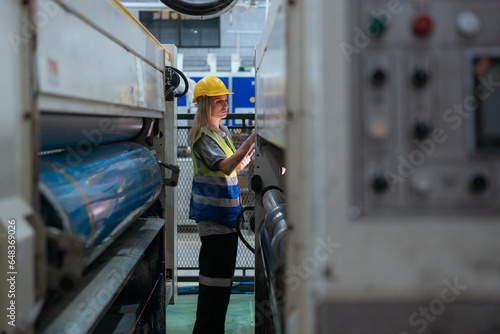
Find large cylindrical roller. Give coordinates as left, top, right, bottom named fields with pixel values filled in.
left=261, top=188, right=287, bottom=265
left=40, top=113, right=144, bottom=151
left=258, top=188, right=287, bottom=334
left=39, top=142, right=163, bottom=265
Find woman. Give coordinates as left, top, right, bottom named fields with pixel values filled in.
left=189, top=76, right=255, bottom=333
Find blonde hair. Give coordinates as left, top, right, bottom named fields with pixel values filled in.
left=189, top=96, right=214, bottom=147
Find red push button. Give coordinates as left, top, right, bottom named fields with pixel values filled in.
left=413, top=14, right=433, bottom=36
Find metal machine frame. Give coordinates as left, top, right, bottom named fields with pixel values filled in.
left=1, top=1, right=177, bottom=333
left=254, top=0, right=500, bottom=333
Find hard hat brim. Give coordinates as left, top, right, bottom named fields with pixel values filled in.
left=192, top=92, right=234, bottom=104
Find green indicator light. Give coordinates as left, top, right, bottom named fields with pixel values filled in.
left=368, top=16, right=386, bottom=37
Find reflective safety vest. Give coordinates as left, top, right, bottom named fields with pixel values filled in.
left=190, top=126, right=241, bottom=227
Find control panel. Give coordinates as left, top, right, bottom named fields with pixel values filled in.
left=349, top=0, right=500, bottom=217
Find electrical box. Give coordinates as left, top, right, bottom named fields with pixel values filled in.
left=350, top=0, right=500, bottom=217
left=255, top=0, right=500, bottom=333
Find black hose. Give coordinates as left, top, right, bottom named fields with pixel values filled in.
left=236, top=206, right=255, bottom=254
left=165, top=66, right=189, bottom=98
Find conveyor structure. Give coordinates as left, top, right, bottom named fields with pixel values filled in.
left=0, top=0, right=181, bottom=333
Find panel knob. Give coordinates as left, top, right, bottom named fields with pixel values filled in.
left=470, top=174, right=487, bottom=193
left=413, top=121, right=430, bottom=140
left=413, top=14, right=433, bottom=36
left=371, top=69, right=386, bottom=86
left=412, top=69, right=429, bottom=87
left=456, top=11, right=481, bottom=37
left=368, top=16, right=386, bottom=37
left=368, top=118, right=389, bottom=139
left=372, top=175, right=389, bottom=193
left=411, top=171, right=433, bottom=194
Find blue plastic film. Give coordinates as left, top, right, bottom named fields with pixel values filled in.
left=39, top=142, right=162, bottom=259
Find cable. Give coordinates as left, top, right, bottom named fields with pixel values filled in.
left=236, top=206, right=255, bottom=254
left=165, top=66, right=189, bottom=98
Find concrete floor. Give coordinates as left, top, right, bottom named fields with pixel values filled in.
left=166, top=292, right=255, bottom=333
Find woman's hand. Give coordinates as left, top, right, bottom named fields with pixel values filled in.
left=236, top=150, right=253, bottom=171
left=217, top=131, right=256, bottom=175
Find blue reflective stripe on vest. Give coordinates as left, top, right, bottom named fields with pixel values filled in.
left=190, top=197, right=241, bottom=227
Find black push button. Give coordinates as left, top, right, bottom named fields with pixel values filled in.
left=413, top=121, right=430, bottom=140
left=372, top=175, right=389, bottom=193
left=412, top=69, right=428, bottom=87
left=372, top=69, right=386, bottom=86
left=470, top=174, right=487, bottom=193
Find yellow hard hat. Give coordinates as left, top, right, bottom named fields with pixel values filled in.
left=192, top=76, right=233, bottom=103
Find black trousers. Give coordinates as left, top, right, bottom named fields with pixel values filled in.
left=193, top=232, right=238, bottom=334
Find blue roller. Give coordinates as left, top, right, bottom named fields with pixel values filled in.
left=39, top=142, right=163, bottom=263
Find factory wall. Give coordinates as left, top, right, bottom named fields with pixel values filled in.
left=127, top=4, right=267, bottom=72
